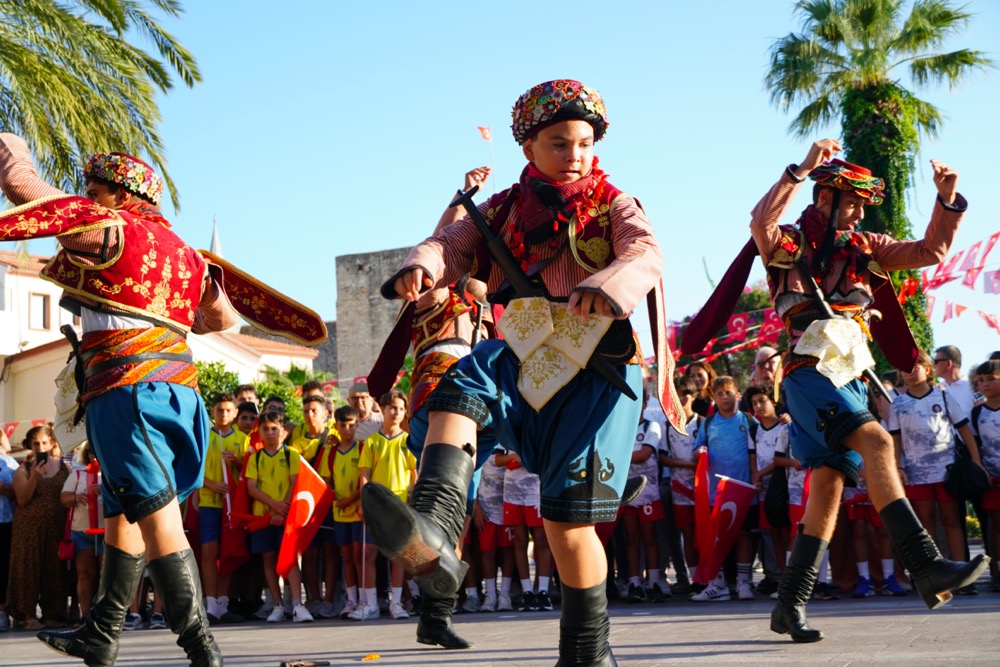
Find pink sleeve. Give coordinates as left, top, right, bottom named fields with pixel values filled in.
left=750, top=170, right=804, bottom=265
left=0, top=134, right=65, bottom=204
left=576, top=194, right=661, bottom=317
left=391, top=201, right=490, bottom=293
left=866, top=196, right=966, bottom=271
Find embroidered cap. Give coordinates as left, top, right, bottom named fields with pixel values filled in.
left=84, top=152, right=164, bottom=206
left=511, top=79, right=608, bottom=145
left=808, top=159, right=885, bottom=206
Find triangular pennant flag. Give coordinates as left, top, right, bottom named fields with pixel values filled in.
left=943, top=301, right=955, bottom=323
left=926, top=295, right=936, bottom=318
left=959, top=242, right=982, bottom=274
left=955, top=304, right=967, bottom=318
left=978, top=310, right=1000, bottom=335
left=984, top=269, right=1000, bottom=295
left=979, top=232, right=1000, bottom=268
left=963, top=267, right=985, bottom=289
left=929, top=251, right=964, bottom=289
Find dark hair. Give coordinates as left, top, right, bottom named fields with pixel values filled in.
left=85, top=175, right=156, bottom=206
left=211, top=392, right=236, bottom=407
left=301, top=380, right=324, bottom=395
left=712, top=376, right=738, bottom=393
left=880, top=370, right=900, bottom=388
left=934, top=345, right=962, bottom=368
left=743, top=385, right=772, bottom=405
left=302, top=395, right=326, bottom=408
left=24, top=424, right=58, bottom=449
left=811, top=182, right=833, bottom=205
left=379, top=390, right=408, bottom=409
left=685, top=361, right=718, bottom=400
left=989, top=351, right=1000, bottom=361
left=258, top=410, right=284, bottom=427
left=235, top=384, right=257, bottom=398
left=674, top=376, right=697, bottom=398
left=334, top=405, right=360, bottom=422
left=263, top=396, right=286, bottom=408
left=236, top=401, right=259, bottom=417
left=976, top=359, right=1000, bottom=376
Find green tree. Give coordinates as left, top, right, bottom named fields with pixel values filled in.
left=765, top=0, right=991, bottom=368
left=0, top=1, right=200, bottom=206
left=195, top=360, right=239, bottom=406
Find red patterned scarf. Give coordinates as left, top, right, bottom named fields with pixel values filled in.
left=798, top=204, right=873, bottom=286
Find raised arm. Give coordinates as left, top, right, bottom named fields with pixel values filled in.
left=0, top=134, right=65, bottom=204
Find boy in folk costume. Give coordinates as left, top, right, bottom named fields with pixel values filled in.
left=746, top=138, right=988, bottom=642
left=0, top=134, right=325, bottom=666
left=362, top=80, right=679, bottom=665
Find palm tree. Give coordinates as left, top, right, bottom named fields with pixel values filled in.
left=765, top=0, right=992, bottom=363
left=0, top=1, right=200, bottom=207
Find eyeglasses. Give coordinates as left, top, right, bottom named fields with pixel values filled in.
left=933, top=358, right=949, bottom=364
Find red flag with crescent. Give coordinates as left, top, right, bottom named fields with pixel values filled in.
left=693, top=449, right=712, bottom=577
left=218, top=458, right=252, bottom=577
left=477, top=126, right=492, bottom=141
left=758, top=308, right=782, bottom=344
left=726, top=312, right=749, bottom=342
left=693, top=475, right=756, bottom=584
left=276, top=460, right=334, bottom=578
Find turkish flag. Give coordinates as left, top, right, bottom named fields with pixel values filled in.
left=477, top=126, right=492, bottom=141
left=758, top=308, right=782, bottom=344
left=693, top=449, right=712, bottom=579
left=943, top=301, right=955, bottom=323
left=693, top=475, right=757, bottom=584
left=218, top=461, right=251, bottom=577
left=276, top=460, right=334, bottom=578
left=2, top=422, right=18, bottom=439
left=726, top=312, right=749, bottom=342
left=86, top=461, right=103, bottom=535
left=984, top=269, right=1000, bottom=295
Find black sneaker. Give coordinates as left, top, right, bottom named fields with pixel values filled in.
left=410, top=595, right=422, bottom=615
left=519, top=591, right=537, bottom=612
left=670, top=580, right=692, bottom=596
left=649, top=582, right=669, bottom=602
left=627, top=583, right=647, bottom=603
left=535, top=591, right=554, bottom=611
left=755, top=577, right=778, bottom=595
left=813, top=582, right=839, bottom=601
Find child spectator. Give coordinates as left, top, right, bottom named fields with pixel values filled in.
left=623, top=409, right=667, bottom=602
left=659, top=377, right=702, bottom=596
left=235, top=402, right=259, bottom=438
left=472, top=448, right=515, bottom=612
left=199, top=393, right=246, bottom=624
left=234, top=384, right=259, bottom=408
left=745, top=386, right=792, bottom=594
left=691, top=376, right=757, bottom=602
left=358, top=391, right=418, bottom=620
left=246, top=411, right=313, bottom=623
left=845, top=462, right=906, bottom=598
left=890, top=350, right=983, bottom=580
left=969, top=359, right=1000, bottom=592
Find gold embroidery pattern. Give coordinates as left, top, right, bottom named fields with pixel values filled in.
left=0, top=198, right=115, bottom=241
left=501, top=298, right=550, bottom=341
left=575, top=237, right=610, bottom=269
left=521, top=346, right=568, bottom=390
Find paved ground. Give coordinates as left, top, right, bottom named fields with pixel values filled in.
left=2, top=585, right=998, bottom=667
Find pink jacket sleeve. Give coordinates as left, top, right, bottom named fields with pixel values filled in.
left=866, top=196, right=966, bottom=271
left=0, top=134, right=65, bottom=204
left=749, top=169, right=805, bottom=265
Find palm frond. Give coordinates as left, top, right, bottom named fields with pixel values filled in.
left=907, top=96, right=944, bottom=137
left=789, top=92, right=838, bottom=137
left=909, top=49, right=994, bottom=89
left=894, top=0, right=972, bottom=54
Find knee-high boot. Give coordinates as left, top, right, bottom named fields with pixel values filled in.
left=416, top=593, right=473, bottom=649
left=770, top=533, right=826, bottom=643
left=362, top=443, right=474, bottom=597
left=880, top=498, right=990, bottom=609
left=145, top=549, right=223, bottom=667
left=556, top=581, right=616, bottom=667
left=37, top=544, right=145, bottom=667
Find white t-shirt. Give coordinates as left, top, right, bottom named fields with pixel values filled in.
left=970, top=403, right=1000, bottom=479
left=662, top=416, right=701, bottom=506
left=788, top=466, right=808, bottom=507
left=754, top=422, right=789, bottom=496
left=502, top=454, right=540, bottom=508
left=61, top=468, right=104, bottom=532
left=629, top=420, right=662, bottom=507
left=888, top=386, right=969, bottom=485
left=476, top=449, right=506, bottom=525
left=943, top=378, right=976, bottom=418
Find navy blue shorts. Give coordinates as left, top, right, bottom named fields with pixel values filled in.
left=199, top=506, right=223, bottom=544
left=86, top=383, right=209, bottom=523
left=250, top=524, right=284, bottom=554
left=71, top=530, right=104, bottom=555
left=334, top=520, right=371, bottom=546
left=409, top=339, right=642, bottom=524
left=310, top=516, right=337, bottom=547
left=783, top=366, right=871, bottom=484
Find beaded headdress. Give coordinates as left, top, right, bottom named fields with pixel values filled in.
left=511, top=80, right=608, bottom=145
left=84, top=152, right=164, bottom=206
left=808, top=159, right=885, bottom=206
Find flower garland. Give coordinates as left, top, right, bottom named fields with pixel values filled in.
left=507, top=158, right=609, bottom=273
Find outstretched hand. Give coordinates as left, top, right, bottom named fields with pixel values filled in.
left=930, top=159, right=958, bottom=206
left=394, top=268, right=433, bottom=301
left=793, top=138, right=842, bottom=180
left=464, top=167, right=491, bottom=191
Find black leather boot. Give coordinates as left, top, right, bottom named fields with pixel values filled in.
left=770, top=533, right=826, bottom=643
left=37, top=544, right=145, bottom=667
left=362, top=443, right=474, bottom=597
left=146, top=549, right=223, bottom=667
left=555, top=581, right=617, bottom=667
left=416, top=594, right=473, bottom=649
left=880, top=498, right=990, bottom=609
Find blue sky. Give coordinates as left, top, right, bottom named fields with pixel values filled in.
left=22, top=1, right=1000, bottom=371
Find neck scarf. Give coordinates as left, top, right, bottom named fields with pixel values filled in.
left=797, top=204, right=871, bottom=286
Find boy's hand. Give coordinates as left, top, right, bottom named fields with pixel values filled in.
left=394, top=268, right=432, bottom=301
left=464, top=167, right=490, bottom=191
left=930, top=159, right=959, bottom=206
left=568, top=289, right=613, bottom=322
left=222, top=451, right=236, bottom=465
left=270, top=513, right=284, bottom=527
left=794, top=138, right=841, bottom=179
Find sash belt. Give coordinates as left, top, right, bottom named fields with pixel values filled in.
left=83, top=352, right=194, bottom=379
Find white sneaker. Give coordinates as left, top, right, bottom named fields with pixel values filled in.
left=340, top=601, right=358, bottom=620
left=316, top=601, right=338, bottom=618
left=461, top=596, right=480, bottom=613
left=266, top=605, right=285, bottom=623
left=497, top=594, right=513, bottom=611
left=292, top=602, right=314, bottom=623
left=389, top=601, right=409, bottom=619
left=737, top=581, right=754, bottom=600
left=691, top=583, right=731, bottom=602
left=480, top=593, right=497, bottom=612
left=348, top=603, right=379, bottom=621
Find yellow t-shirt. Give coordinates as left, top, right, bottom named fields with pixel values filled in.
left=287, top=421, right=331, bottom=464
left=199, top=428, right=248, bottom=509
left=328, top=442, right=363, bottom=523
left=359, top=431, right=416, bottom=502
left=245, top=446, right=301, bottom=516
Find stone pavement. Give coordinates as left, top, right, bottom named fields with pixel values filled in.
left=2, top=588, right=997, bottom=667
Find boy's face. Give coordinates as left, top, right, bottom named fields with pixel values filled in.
left=212, top=401, right=237, bottom=429
left=236, top=411, right=257, bottom=434
left=713, top=385, right=738, bottom=413
left=263, top=400, right=285, bottom=415
left=818, top=189, right=866, bottom=231
left=750, top=393, right=775, bottom=419
left=336, top=418, right=359, bottom=443
left=978, top=373, right=1000, bottom=400
left=522, top=119, right=595, bottom=184
left=259, top=421, right=284, bottom=448
left=303, top=402, right=328, bottom=429
left=236, top=390, right=258, bottom=406
left=383, top=397, right=407, bottom=427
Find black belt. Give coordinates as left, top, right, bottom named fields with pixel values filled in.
left=83, top=352, right=194, bottom=380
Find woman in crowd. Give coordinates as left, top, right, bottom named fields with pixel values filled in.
left=685, top=361, right=717, bottom=417
left=61, top=442, right=104, bottom=622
